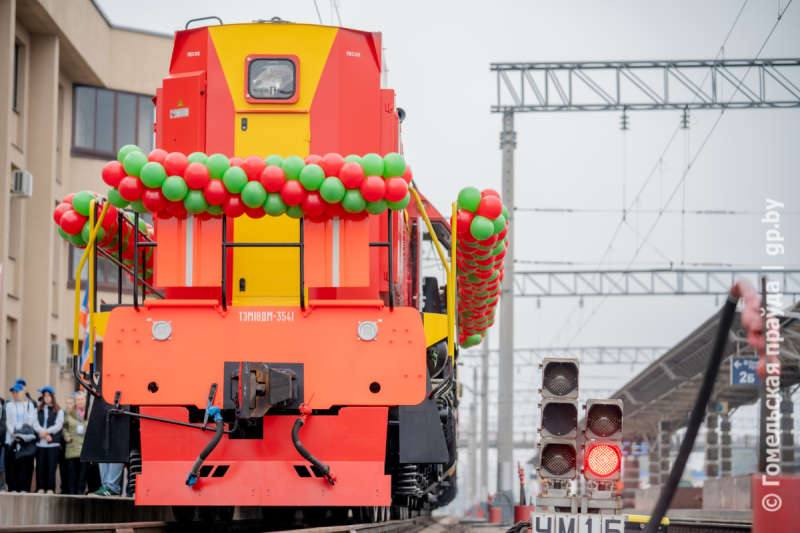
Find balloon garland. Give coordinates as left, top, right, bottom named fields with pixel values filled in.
left=454, top=187, right=509, bottom=349
left=53, top=191, right=155, bottom=281
left=101, top=145, right=413, bottom=219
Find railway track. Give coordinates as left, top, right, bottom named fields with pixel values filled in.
left=0, top=516, right=437, bottom=533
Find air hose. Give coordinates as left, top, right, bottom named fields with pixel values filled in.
left=186, top=406, right=223, bottom=486
left=643, top=281, right=763, bottom=533
left=292, top=400, right=336, bottom=485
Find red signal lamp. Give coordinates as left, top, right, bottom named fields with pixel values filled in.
left=585, top=444, right=621, bottom=478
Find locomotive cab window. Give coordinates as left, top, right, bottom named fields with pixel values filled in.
left=248, top=58, right=296, bottom=100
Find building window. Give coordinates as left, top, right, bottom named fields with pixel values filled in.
left=72, top=86, right=155, bottom=160
left=13, top=43, right=19, bottom=111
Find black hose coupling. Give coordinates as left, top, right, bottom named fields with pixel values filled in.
left=292, top=399, right=336, bottom=486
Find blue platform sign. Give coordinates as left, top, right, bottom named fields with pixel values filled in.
left=731, top=357, right=760, bottom=386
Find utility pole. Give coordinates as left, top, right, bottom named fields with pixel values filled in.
left=480, top=331, right=490, bottom=507
left=468, top=367, right=478, bottom=508
left=497, top=109, right=516, bottom=515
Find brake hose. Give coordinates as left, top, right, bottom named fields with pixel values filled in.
left=186, top=406, right=223, bottom=486
left=292, top=399, right=336, bottom=485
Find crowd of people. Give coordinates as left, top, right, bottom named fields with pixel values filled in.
left=0, top=379, right=129, bottom=497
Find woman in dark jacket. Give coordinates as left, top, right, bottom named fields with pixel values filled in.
left=32, top=386, right=63, bottom=494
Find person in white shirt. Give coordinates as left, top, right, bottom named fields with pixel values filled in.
left=32, top=386, right=63, bottom=494
left=5, top=382, right=35, bottom=492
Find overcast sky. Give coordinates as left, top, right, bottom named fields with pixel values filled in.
left=97, top=0, right=800, bottom=505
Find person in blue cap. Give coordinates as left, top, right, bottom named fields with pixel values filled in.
left=4, top=382, right=36, bottom=492
left=32, top=386, right=63, bottom=493
left=12, top=379, right=37, bottom=409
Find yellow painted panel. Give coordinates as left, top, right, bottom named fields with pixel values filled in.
left=423, top=313, right=448, bottom=347
left=209, top=24, right=337, bottom=305
left=231, top=215, right=301, bottom=306
left=94, top=312, right=110, bottom=338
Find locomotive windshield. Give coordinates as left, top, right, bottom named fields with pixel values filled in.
left=248, top=58, right=296, bottom=99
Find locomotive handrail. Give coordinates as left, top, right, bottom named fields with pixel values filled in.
left=369, top=210, right=395, bottom=310
left=72, top=199, right=109, bottom=398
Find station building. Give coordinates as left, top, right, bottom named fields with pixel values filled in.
left=0, top=0, right=171, bottom=400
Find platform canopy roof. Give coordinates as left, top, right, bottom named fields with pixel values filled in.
left=613, top=300, right=800, bottom=442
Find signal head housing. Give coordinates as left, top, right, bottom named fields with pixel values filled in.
left=540, top=398, right=579, bottom=439
left=585, top=399, right=623, bottom=440
left=539, top=438, right=578, bottom=480
left=541, top=358, right=579, bottom=399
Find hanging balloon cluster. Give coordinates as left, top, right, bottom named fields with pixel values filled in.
left=454, top=187, right=509, bottom=349
left=53, top=191, right=154, bottom=280
left=100, top=145, right=413, bottom=219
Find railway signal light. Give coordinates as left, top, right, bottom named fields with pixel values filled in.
left=583, top=399, right=623, bottom=481
left=538, top=358, right=580, bottom=480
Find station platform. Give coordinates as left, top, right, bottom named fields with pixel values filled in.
left=0, top=493, right=169, bottom=527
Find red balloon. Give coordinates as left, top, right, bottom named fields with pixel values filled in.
left=461, top=231, right=479, bottom=244
left=384, top=177, right=408, bottom=203
left=53, top=203, right=72, bottom=225
left=203, top=179, right=229, bottom=206
left=164, top=152, right=189, bottom=177
left=101, top=161, right=126, bottom=188
left=148, top=149, right=168, bottom=165
left=360, top=175, right=386, bottom=203
left=479, top=234, right=498, bottom=247
left=156, top=210, right=173, bottom=220
left=476, top=256, right=495, bottom=267
left=339, top=162, right=365, bottom=189
left=242, top=155, right=266, bottom=182
left=475, top=269, right=494, bottom=280
left=60, top=210, right=87, bottom=235
left=229, top=157, right=244, bottom=167
left=301, top=191, right=327, bottom=217
left=304, top=154, right=322, bottom=165
left=280, top=180, right=306, bottom=206
left=260, top=166, right=286, bottom=193
left=325, top=201, right=346, bottom=216
left=481, top=189, right=501, bottom=199
left=118, top=176, right=146, bottom=201
left=166, top=200, right=187, bottom=218
left=456, top=209, right=475, bottom=233
left=222, top=194, right=246, bottom=217
left=497, top=226, right=508, bottom=241
left=63, top=193, right=75, bottom=205
left=476, top=195, right=503, bottom=219
left=142, top=188, right=168, bottom=212
left=319, top=153, right=345, bottom=177
left=245, top=206, right=266, bottom=219
left=100, top=204, right=119, bottom=230
left=184, top=162, right=210, bottom=189
left=401, top=165, right=413, bottom=185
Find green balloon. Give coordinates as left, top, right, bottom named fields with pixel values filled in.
left=71, top=191, right=95, bottom=216
left=319, top=176, right=346, bottom=203
left=68, top=232, right=87, bottom=247
left=360, top=153, right=384, bottom=177
left=467, top=334, right=482, bottom=346
left=458, top=187, right=482, bottom=213
left=123, top=151, right=148, bottom=177
left=206, top=153, right=231, bottom=180
left=387, top=192, right=411, bottom=211
left=140, top=162, right=167, bottom=188
left=241, top=181, right=267, bottom=208
left=138, top=217, right=149, bottom=233
left=222, top=166, right=248, bottom=194
left=282, top=155, right=305, bottom=180
left=264, top=193, right=287, bottom=216
left=491, top=242, right=504, bottom=256
left=265, top=155, right=285, bottom=167
left=183, top=190, right=208, bottom=214
left=344, top=155, right=362, bottom=164
left=130, top=199, right=148, bottom=213
left=341, top=189, right=366, bottom=213
left=117, top=144, right=142, bottom=163
left=57, top=226, right=69, bottom=240
left=81, top=222, right=105, bottom=243
left=467, top=273, right=480, bottom=283
left=162, top=176, right=189, bottom=201
left=366, top=199, right=388, bottom=215
left=465, top=259, right=477, bottom=266
left=470, top=215, right=494, bottom=240
left=285, top=204, right=305, bottom=219
left=107, top=187, right=130, bottom=208
left=383, top=152, right=406, bottom=178
left=501, top=204, right=509, bottom=223
left=299, top=164, right=325, bottom=191
left=206, top=204, right=224, bottom=216
left=187, top=152, right=208, bottom=164
left=492, top=216, right=506, bottom=235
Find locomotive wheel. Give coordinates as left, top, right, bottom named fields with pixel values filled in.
left=170, top=505, right=195, bottom=524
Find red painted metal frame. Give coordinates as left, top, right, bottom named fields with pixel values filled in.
left=244, top=55, right=301, bottom=105
left=136, top=407, right=391, bottom=506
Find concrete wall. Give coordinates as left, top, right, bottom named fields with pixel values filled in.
left=702, top=474, right=751, bottom=510
left=0, top=0, right=172, bottom=401
left=0, top=492, right=170, bottom=526
left=634, top=487, right=702, bottom=511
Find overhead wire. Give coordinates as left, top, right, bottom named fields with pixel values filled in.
left=544, top=0, right=752, bottom=347
left=312, top=0, right=323, bottom=25
left=563, top=0, right=794, bottom=347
